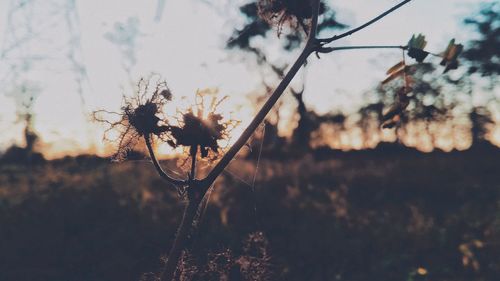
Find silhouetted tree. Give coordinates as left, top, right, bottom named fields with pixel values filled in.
left=2, top=83, right=44, bottom=166
left=463, top=2, right=500, bottom=78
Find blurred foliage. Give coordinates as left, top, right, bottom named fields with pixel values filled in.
left=226, top=0, right=347, bottom=152
left=227, top=0, right=346, bottom=53
left=226, top=1, right=499, bottom=152
left=1, top=145, right=499, bottom=281
left=357, top=4, right=499, bottom=147
left=463, top=2, right=500, bottom=78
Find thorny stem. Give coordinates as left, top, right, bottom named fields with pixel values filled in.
left=144, top=135, right=186, bottom=188
left=158, top=0, right=415, bottom=279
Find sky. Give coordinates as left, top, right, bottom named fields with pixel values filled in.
left=0, top=0, right=490, bottom=158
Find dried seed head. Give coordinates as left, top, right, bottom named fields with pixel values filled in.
left=166, top=89, right=239, bottom=159
left=93, top=75, right=172, bottom=161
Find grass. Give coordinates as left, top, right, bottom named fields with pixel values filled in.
left=0, top=145, right=499, bottom=281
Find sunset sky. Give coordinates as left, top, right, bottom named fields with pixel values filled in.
left=0, top=0, right=493, bottom=158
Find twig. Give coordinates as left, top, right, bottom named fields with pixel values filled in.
left=159, top=196, right=201, bottom=281
left=318, top=0, right=413, bottom=44
left=317, top=45, right=407, bottom=53
left=144, top=135, right=186, bottom=188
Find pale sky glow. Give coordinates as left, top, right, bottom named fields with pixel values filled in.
left=0, top=0, right=486, bottom=158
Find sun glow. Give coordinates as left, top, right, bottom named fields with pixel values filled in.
left=0, top=0, right=496, bottom=160
left=163, top=87, right=254, bottom=155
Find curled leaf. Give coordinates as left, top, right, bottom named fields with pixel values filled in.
left=382, top=67, right=406, bottom=85
left=440, top=39, right=463, bottom=73
left=407, top=34, right=429, bottom=62
left=386, top=61, right=405, bottom=75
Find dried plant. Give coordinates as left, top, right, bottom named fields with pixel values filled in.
left=166, top=90, right=239, bottom=159
left=94, top=1, right=464, bottom=280
left=93, top=75, right=172, bottom=161
left=173, top=232, right=273, bottom=281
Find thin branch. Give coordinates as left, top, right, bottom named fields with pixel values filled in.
left=307, top=0, right=321, bottom=45
left=316, top=44, right=446, bottom=60
left=318, top=45, right=407, bottom=53
left=189, top=146, right=197, bottom=180
left=160, top=198, right=200, bottom=281
left=202, top=0, right=321, bottom=189
left=144, top=135, right=186, bottom=188
left=319, top=0, right=413, bottom=44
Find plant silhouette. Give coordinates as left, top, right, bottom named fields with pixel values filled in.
left=94, top=1, right=468, bottom=280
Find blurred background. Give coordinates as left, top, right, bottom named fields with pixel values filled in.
left=0, top=0, right=499, bottom=280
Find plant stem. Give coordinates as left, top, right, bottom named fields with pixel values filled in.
left=203, top=46, right=313, bottom=187
left=203, top=0, right=321, bottom=188
left=144, top=135, right=186, bottom=188
left=316, top=44, right=406, bottom=54
left=189, top=146, right=197, bottom=180
left=160, top=197, right=201, bottom=281
left=325, top=45, right=406, bottom=52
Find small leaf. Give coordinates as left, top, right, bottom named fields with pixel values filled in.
left=440, top=39, right=463, bottom=73
left=382, top=67, right=405, bottom=85
left=386, top=61, right=405, bottom=75
left=408, top=48, right=429, bottom=62
left=408, top=34, right=427, bottom=50
left=407, top=34, right=429, bottom=62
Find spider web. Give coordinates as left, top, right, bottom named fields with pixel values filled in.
left=190, top=121, right=267, bottom=247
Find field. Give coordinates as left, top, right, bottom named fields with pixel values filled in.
left=1, top=144, right=499, bottom=281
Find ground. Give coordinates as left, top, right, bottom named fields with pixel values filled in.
left=0, top=143, right=499, bottom=281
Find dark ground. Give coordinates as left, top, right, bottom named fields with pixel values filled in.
left=0, top=143, right=499, bottom=281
